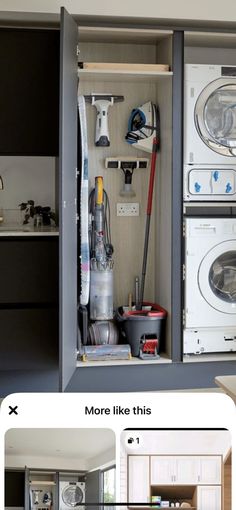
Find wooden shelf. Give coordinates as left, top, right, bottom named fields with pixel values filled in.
left=78, top=68, right=173, bottom=83
left=30, top=481, right=56, bottom=486
left=77, top=353, right=172, bottom=367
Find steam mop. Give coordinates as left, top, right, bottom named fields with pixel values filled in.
left=84, top=93, right=124, bottom=146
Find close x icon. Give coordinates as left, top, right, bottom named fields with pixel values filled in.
left=8, top=405, right=18, bottom=415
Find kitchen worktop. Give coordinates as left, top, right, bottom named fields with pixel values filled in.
left=0, top=225, right=59, bottom=236
left=215, top=375, right=236, bottom=403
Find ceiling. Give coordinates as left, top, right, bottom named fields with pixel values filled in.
left=5, top=428, right=115, bottom=460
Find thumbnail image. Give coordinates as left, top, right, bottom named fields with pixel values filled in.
left=121, top=429, right=231, bottom=510
left=5, top=428, right=115, bottom=510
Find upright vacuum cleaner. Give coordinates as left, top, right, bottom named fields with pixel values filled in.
left=82, top=175, right=131, bottom=360
left=89, top=176, right=114, bottom=320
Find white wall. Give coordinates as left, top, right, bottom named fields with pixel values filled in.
left=0, top=156, right=56, bottom=222
left=0, top=0, right=236, bottom=24
left=5, top=447, right=115, bottom=471
left=88, top=446, right=115, bottom=471
left=5, top=453, right=88, bottom=471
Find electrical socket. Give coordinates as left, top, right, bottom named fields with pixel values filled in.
left=117, top=202, right=140, bottom=216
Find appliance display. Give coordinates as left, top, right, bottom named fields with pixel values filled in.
left=184, top=64, right=236, bottom=201
left=184, top=64, right=236, bottom=164
left=183, top=217, right=236, bottom=354
left=60, top=481, right=85, bottom=510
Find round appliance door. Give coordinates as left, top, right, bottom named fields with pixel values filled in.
left=198, top=240, right=236, bottom=314
left=62, top=484, right=83, bottom=507
left=195, top=78, right=236, bottom=156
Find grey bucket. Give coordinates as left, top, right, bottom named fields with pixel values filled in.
left=116, top=303, right=167, bottom=357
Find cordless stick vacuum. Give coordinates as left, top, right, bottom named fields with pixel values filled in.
left=84, top=93, right=124, bottom=146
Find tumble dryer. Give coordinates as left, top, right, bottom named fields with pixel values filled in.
left=184, top=64, right=236, bottom=201
left=183, top=217, right=236, bottom=354
left=60, top=481, right=85, bottom=510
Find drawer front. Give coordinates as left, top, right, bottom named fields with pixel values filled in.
left=0, top=238, right=58, bottom=304
left=0, top=307, right=58, bottom=370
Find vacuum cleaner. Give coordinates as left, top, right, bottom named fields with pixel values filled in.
left=89, top=176, right=114, bottom=320
left=81, top=175, right=131, bottom=360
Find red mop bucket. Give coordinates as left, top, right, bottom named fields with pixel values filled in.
left=116, top=302, right=167, bottom=357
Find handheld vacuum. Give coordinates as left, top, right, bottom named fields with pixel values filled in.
left=84, top=93, right=124, bottom=146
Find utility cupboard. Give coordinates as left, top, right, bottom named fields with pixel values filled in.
left=1, top=7, right=236, bottom=393
left=128, top=455, right=222, bottom=510
left=5, top=468, right=87, bottom=510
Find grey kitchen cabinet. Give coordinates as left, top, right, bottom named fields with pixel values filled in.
left=0, top=27, right=60, bottom=156
left=58, top=7, right=78, bottom=391
left=60, top=13, right=236, bottom=393
left=0, top=238, right=58, bottom=304
left=5, top=469, right=25, bottom=508
left=0, top=237, right=59, bottom=372
left=0, top=307, right=58, bottom=370
left=1, top=8, right=236, bottom=394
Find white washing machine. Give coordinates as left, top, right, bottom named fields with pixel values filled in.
left=184, top=217, right=236, bottom=354
left=184, top=64, right=236, bottom=201
left=60, top=481, right=85, bottom=510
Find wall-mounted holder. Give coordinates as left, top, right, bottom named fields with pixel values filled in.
left=105, top=157, right=149, bottom=197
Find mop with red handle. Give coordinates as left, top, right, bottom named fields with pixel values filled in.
left=126, top=101, right=160, bottom=311
left=138, top=109, right=160, bottom=309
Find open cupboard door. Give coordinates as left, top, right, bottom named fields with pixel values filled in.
left=24, top=467, right=30, bottom=510
left=59, top=7, right=78, bottom=391
left=85, top=469, right=102, bottom=510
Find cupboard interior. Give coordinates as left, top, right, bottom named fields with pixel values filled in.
left=150, top=485, right=197, bottom=509
left=29, top=471, right=57, bottom=510
left=77, top=27, right=173, bottom=363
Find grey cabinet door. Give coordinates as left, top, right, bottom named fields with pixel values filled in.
left=24, top=466, right=30, bottom=510
left=59, top=7, right=78, bottom=391
left=86, top=469, right=102, bottom=510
